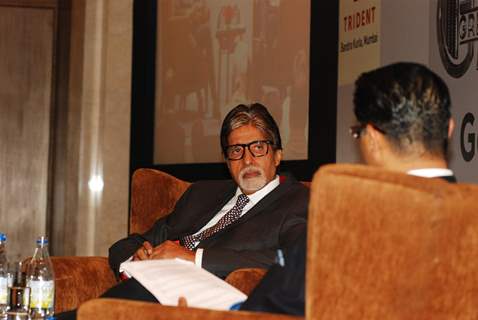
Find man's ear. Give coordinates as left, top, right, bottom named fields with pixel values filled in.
left=365, top=124, right=381, bottom=151
left=273, top=149, right=283, bottom=167
left=448, top=118, right=455, bottom=139
left=363, top=123, right=388, bottom=165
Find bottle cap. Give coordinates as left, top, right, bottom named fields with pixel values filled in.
left=36, top=236, right=49, bottom=245
left=0, top=233, right=6, bottom=242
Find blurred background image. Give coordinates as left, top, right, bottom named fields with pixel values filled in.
left=154, top=0, right=310, bottom=164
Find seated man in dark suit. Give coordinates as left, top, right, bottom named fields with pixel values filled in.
left=106, top=103, right=309, bottom=295
left=109, top=102, right=308, bottom=277
left=55, top=103, right=309, bottom=319
left=241, top=62, right=457, bottom=315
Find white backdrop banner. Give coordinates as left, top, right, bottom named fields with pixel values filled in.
left=430, top=0, right=478, bottom=182
left=338, top=0, right=380, bottom=86
left=337, top=0, right=478, bottom=183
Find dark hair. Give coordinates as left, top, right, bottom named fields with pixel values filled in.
left=220, top=103, right=282, bottom=156
left=353, top=62, right=451, bottom=156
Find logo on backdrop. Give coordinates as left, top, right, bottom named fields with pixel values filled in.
left=437, top=0, right=478, bottom=78
left=461, top=112, right=477, bottom=162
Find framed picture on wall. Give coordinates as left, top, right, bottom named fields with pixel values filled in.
left=131, top=0, right=338, bottom=181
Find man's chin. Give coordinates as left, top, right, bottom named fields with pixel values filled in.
left=239, top=177, right=267, bottom=194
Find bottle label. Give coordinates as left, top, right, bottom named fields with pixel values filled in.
left=0, top=275, right=12, bottom=305
left=28, top=280, right=54, bottom=309
left=0, top=277, right=7, bottom=304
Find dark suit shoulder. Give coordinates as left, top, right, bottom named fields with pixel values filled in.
left=181, top=179, right=237, bottom=204
left=164, top=179, right=237, bottom=235
left=188, top=179, right=236, bottom=190
left=279, top=174, right=309, bottom=190
left=274, top=175, right=310, bottom=202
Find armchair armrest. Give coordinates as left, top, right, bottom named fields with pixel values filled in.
left=225, top=268, right=267, bottom=295
left=52, top=256, right=117, bottom=313
left=78, top=298, right=302, bottom=320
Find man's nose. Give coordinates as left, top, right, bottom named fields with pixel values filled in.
left=242, top=148, right=254, bottom=164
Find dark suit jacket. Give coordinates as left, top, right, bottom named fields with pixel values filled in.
left=241, top=174, right=457, bottom=316
left=241, top=232, right=306, bottom=315
left=108, top=176, right=309, bottom=279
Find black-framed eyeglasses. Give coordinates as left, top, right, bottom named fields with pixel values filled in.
left=225, top=140, right=273, bottom=160
left=349, top=124, right=366, bottom=139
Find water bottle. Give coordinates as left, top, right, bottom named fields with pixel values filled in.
left=26, top=236, right=55, bottom=319
left=7, top=261, right=30, bottom=318
left=0, top=233, right=8, bottom=316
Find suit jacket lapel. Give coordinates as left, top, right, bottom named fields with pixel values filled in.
left=199, top=177, right=296, bottom=244
left=237, top=179, right=292, bottom=224
left=184, top=182, right=237, bottom=236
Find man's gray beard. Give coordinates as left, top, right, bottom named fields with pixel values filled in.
left=238, top=166, right=267, bottom=193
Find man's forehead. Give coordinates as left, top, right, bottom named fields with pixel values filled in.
left=228, top=125, right=267, bottom=144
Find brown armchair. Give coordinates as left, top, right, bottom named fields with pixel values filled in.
left=77, top=164, right=478, bottom=319
left=52, top=169, right=268, bottom=313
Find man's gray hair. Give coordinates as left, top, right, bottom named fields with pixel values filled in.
left=220, top=103, right=282, bottom=156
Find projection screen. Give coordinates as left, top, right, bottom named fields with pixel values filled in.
left=154, top=0, right=310, bottom=164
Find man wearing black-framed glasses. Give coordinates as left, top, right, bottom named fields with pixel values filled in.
left=220, top=104, right=284, bottom=196
left=55, top=103, right=308, bottom=316
left=350, top=62, right=456, bottom=181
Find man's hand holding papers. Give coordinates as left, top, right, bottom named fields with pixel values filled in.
left=133, top=241, right=195, bottom=262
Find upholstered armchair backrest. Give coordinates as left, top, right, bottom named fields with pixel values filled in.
left=130, top=168, right=191, bottom=234
left=307, top=164, right=478, bottom=319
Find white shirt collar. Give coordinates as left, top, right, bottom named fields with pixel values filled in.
left=235, top=175, right=280, bottom=205
left=407, top=168, right=454, bottom=178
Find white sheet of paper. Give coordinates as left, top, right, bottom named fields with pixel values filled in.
left=119, top=259, right=247, bottom=310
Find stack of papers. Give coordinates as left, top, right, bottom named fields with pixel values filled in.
left=120, top=259, right=247, bottom=310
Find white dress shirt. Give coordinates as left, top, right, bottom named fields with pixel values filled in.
left=407, top=168, right=454, bottom=178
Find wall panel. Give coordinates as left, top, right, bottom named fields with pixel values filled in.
left=0, top=5, right=55, bottom=260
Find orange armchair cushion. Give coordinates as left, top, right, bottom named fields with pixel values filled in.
left=307, top=164, right=478, bottom=319
left=78, top=298, right=302, bottom=320
left=224, top=268, right=268, bottom=295
left=130, top=168, right=190, bottom=234
left=52, top=256, right=116, bottom=313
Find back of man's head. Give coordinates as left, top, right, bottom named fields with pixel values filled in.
left=353, top=62, right=452, bottom=158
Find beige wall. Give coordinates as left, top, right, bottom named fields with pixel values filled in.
left=53, top=0, right=133, bottom=256
left=0, top=3, right=55, bottom=261
left=0, top=0, right=133, bottom=259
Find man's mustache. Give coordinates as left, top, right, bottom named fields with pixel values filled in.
left=239, top=166, right=263, bottom=178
